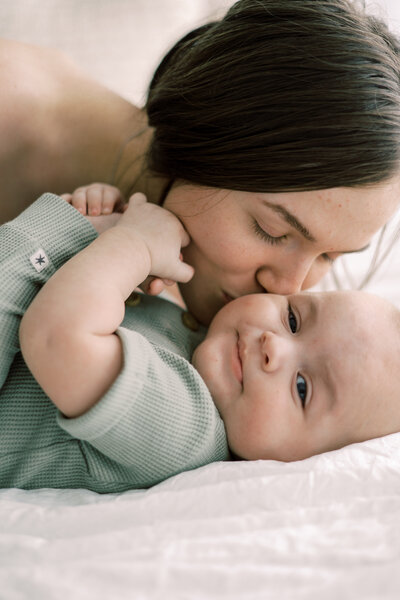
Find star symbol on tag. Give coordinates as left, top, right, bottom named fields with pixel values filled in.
left=30, top=248, right=49, bottom=272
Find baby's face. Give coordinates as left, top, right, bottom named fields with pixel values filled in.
left=192, top=290, right=400, bottom=461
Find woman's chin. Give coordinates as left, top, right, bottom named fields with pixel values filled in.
left=179, top=285, right=223, bottom=326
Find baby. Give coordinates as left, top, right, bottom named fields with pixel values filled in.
left=193, top=288, right=400, bottom=462
left=1, top=191, right=400, bottom=491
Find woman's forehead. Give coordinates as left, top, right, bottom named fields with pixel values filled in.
left=285, top=184, right=395, bottom=213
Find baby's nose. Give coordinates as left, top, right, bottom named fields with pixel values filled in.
left=260, top=331, right=287, bottom=372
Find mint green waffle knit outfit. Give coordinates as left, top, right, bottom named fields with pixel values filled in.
left=0, top=194, right=229, bottom=492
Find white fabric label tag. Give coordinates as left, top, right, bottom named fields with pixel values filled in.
left=30, top=248, right=49, bottom=273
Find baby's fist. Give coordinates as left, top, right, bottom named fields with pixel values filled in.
left=61, top=183, right=125, bottom=216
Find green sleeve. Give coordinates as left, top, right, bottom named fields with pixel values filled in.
left=58, top=327, right=229, bottom=487
left=0, top=193, right=97, bottom=388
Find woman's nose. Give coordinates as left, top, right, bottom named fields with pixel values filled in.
left=260, top=331, right=288, bottom=372
left=256, top=255, right=327, bottom=295
left=257, top=270, right=303, bottom=295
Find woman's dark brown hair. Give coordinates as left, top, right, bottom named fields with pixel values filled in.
left=146, top=0, right=400, bottom=192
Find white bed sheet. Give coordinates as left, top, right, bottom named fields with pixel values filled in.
left=1, top=434, right=400, bottom=600
left=1, top=222, right=398, bottom=600
left=1, top=2, right=400, bottom=597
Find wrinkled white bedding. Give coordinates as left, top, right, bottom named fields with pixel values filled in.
left=2, top=229, right=399, bottom=599
left=1, top=434, right=400, bottom=600
left=1, top=1, right=400, bottom=597
left=1, top=231, right=398, bottom=600
left=1, top=137, right=399, bottom=600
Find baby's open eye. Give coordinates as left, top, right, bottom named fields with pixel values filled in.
left=296, top=374, right=307, bottom=406
left=288, top=305, right=297, bottom=333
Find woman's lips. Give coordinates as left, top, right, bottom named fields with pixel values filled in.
left=222, top=291, right=235, bottom=305
left=232, top=334, right=243, bottom=385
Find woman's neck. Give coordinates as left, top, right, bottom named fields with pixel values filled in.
left=33, top=49, right=171, bottom=204
left=0, top=40, right=170, bottom=222
left=111, top=115, right=170, bottom=206
left=55, top=78, right=142, bottom=192
left=65, top=85, right=169, bottom=205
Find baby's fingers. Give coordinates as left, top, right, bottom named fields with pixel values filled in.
left=146, top=277, right=165, bottom=296
left=70, top=188, right=89, bottom=215
left=180, top=229, right=191, bottom=248
left=127, top=192, right=147, bottom=207
left=60, top=191, right=88, bottom=215
left=140, top=276, right=165, bottom=296
left=173, top=261, right=194, bottom=284
left=60, top=193, right=72, bottom=203
left=102, top=186, right=125, bottom=214
left=87, top=186, right=104, bottom=216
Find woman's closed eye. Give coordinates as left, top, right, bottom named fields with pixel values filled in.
left=252, top=219, right=287, bottom=245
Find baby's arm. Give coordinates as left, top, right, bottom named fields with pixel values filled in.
left=0, top=193, right=98, bottom=389
left=19, top=194, right=193, bottom=418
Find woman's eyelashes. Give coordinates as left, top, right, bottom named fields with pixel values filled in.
left=252, top=216, right=337, bottom=265
left=252, top=219, right=287, bottom=245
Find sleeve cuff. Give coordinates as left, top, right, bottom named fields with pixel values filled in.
left=9, top=193, right=98, bottom=268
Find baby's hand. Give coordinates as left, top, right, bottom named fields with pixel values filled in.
left=117, top=193, right=194, bottom=286
left=61, top=183, right=125, bottom=216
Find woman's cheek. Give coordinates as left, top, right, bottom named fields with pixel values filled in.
left=186, top=228, right=249, bottom=270
left=212, top=229, right=259, bottom=269
left=301, top=259, right=332, bottom=290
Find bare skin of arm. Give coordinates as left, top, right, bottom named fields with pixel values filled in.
left=19, top=195, right=193, bottom=418
left=0, top=39, right=165, bottom=223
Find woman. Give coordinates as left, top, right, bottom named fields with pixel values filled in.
left=2, top=0, right=400, bottom=324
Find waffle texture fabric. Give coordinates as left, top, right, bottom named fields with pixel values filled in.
left=0, top=194, right=229, bottom=492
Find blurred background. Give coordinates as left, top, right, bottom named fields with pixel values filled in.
left=0, top=0, right=399, bottom=303
left=0, top=0, right=236, bottom=104
left=0, top=1, right=398, bottom=105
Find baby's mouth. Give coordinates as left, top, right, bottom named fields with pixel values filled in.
left=232, top=333, right=243, bottom=385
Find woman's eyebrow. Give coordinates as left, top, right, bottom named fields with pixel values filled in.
left=262, top=200, right=371, bottom=255
left=261, top=200, right=316, bottom=242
